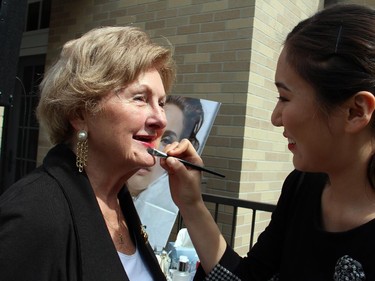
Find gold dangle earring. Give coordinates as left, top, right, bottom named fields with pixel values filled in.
left=76, top=130, right=88, bottom=173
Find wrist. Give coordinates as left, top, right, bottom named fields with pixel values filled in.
left=179, top=199, right=208, bottom=222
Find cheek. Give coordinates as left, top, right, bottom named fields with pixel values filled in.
left=282, top=106, right=313, bottom=132
left=108, top=102, right=145, bottom=124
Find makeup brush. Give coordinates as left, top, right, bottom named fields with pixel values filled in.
left=147, top=147, right=225, bottom=178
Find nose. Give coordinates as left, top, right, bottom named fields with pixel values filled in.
left=271, top=103, right=282, bottom=127
left=148, top=105, right=167, bottom=130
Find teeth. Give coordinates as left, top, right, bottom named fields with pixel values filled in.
left=288, top=138, right=296, bottom=144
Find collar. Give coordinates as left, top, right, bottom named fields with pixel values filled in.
left=43, top=144, right=128, bottom=281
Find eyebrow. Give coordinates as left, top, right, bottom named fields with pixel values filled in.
left=130, top=83, right=149, bottom=92
left=132, top=83, right=166, bottom=100
left=274, top=81, right=291, bottom=92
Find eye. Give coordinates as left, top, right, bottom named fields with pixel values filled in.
left=159, top=99, right=166, bottom=108
left=161, top=134, right=177, bottom=146
left=277, top=96, right=289, bottom=102
left=133, top=94, right=147, bottom=103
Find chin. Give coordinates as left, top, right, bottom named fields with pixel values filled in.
left=293, top=162, right=320, bottom=173
left=292, top=160, right=307, bottom=172
left=134, top=167, right=151, bottom=176
left=139, top=155, right=159, bottom=168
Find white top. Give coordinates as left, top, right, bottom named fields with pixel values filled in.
left=134, top=173, right=179, bottom=249
left=118, top=249, right=153, bottom=281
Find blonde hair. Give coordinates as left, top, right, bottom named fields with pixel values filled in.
left=37, top=26, right=176, bottom=144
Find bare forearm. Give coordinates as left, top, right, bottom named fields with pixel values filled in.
left=160, top=141, right=227, bottom=273
left=179, top=200, right=227, bottom=274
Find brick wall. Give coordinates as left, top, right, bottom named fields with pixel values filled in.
left=233, top=0, right=322, bottom=254
left=39, top=0, right=322, bottom=253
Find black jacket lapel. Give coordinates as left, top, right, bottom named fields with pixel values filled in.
left=119, top=187, right=167, bottom=280
left=44, top=144, right=128, bottom=281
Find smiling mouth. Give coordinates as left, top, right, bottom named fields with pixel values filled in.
left=133, top=135, right=156, bottom=148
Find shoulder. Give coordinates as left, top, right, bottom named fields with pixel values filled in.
left=0, top=167, right=72, bottom=234
left=282, top=170, right=328, bottom=197
left=1, top=166, right=65, bottom=205
left=273, top=170, right=327, bottom=218
left=0, top=168, right=78, bottom=279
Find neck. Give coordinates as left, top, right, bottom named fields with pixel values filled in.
left=322, top=172, right=375, bottom=232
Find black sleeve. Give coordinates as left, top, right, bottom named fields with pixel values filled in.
left=193, top=169, right=305, bottom=281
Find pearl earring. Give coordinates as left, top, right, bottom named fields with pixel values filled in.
left=76, top=130, right=88, bottom=172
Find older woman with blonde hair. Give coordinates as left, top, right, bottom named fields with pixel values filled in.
left=0, top=26, right=175, bottom=281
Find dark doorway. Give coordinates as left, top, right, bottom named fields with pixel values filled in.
left=0, top=55, right=45, bottom=193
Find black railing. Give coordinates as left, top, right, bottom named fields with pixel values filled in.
left=177, top=193, right=276, bottom=251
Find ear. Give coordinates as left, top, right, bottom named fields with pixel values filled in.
left=346, top=91, right=375, bottom=133
left=69, top=112, right=87, bottom=132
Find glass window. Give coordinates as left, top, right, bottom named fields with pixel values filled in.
left=40, top=0, right=51, bottom=29
left=26, top=2, right=40, bottom=31
left=25, top=0, right=51, bottom=31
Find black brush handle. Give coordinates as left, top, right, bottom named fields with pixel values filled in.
left=177, top=158, right=226, bottom=178
left=147, top=147, right=225, bottom=178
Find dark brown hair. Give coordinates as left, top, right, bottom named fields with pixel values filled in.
left=284, top=4, right=375, bottom=187
left=166, top=95, right=204, bottom=150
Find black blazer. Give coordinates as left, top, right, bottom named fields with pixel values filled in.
left=0, top=144, right=166, bottom=281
